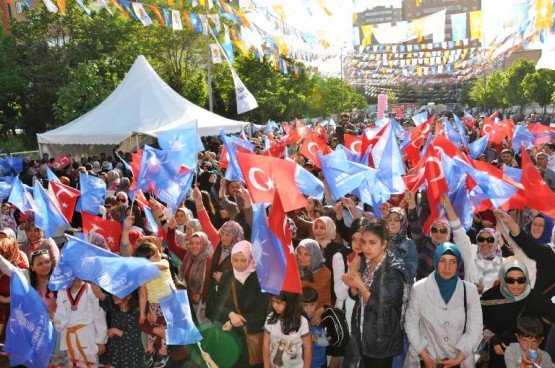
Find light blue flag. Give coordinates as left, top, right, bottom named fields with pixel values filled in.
left=334, top=144, right=360, bottom=162
left=390, top=118, right=407, bottom=141
left=162, top=7, right=172, bottom=28
left=452, top=114, right=469, bottom=147
left=503, top=165, right=522, bottom=183
left=512, top=125, right=534, bottom=154
left=468, top=135, right=489, bottom=159
left=45, top=166, right=61, bottom=184
left=0, top=155, right=23, bottom=174
left=443, top=120, right=463, bottom=148
left=134, top=145, right=181, bottom=193
left=353, top=173, right=390, bottom=218
left=57, top=235, right=161, bottom=298
left=373, top=126, right=406, bottom=194
left=8, top=176, right=36, bottom=213
left=33, top=182, right=69, bottom=238
left=143, top=206, right=159, bottom=235
left=4, top=270, right=55, bottom=368
left=157, top=120, right=203, bottom=170
left=318, top=150, right=373, bottom=201
left=220, top=129, right=255, bottom=182
left=78, top=172, right=106, bottom=215
left=156, top=169, right=195, bottom=213
left=441, top=154, right=473, bottom=230
left=451, top=13, right=467, bottom=41
left=48, top=257, right=75, bottom=291
left=75, top=0, right=91, bottom=15
left=294, top=164, right=324, bottom=200
left=0, top=176, right=14, bottom=200
left=159, top=290, right=202, bottom=345
left=452, top=157, right=518, bottom=208
left=412, top=111, right=428, bottom=126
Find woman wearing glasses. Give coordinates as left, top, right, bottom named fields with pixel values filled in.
left=480, top=257, right=555, bottom=368
left=440, top=195, right=503, bottom=294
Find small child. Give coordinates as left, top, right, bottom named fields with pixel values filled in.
left=54, top=278, right=108, bottom=367
left=0, top=203, right=16, bottom=232
left=301, top=286, right=328, bottom=368
left=136, top=242, right=176, bottom=368
left=504, top=316, right=553, bottom=368
left=263, top=292, right=312, bottom=368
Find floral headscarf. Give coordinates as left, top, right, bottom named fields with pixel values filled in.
left=179, top=232, right=212, bottom=293
left=312, top=216, right=336, bottom=248
left=388, top=207, right=408, bottom=243
left=476, top=228, right=501, bottom=260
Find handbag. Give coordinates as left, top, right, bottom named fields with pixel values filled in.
left=231, top=280, right=263, bottom=366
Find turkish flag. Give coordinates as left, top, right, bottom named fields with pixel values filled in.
left=520, top=148, right=555, bottom=218
left=128, top=149, right=143, bottom=191
left=235, top=152, right=307, bottom=212
left=299, top=132, right=330, bottom=168
left=284, top=126, right=310, bottom=146
left=268, top=191, right=302, bottom=293
left=48, top=181, right=80, bottom=223
left=527, top=123, right=555, bottom=146
left=480, top=118, right=507, bottom=144
left=282, top=122, right=292, bottom=135
left=81, top=211, right=123, bottom=253
left=402, top=119, right=432, bottom=167
left=343, top=134, right=362, bottom=154
left=53, top=154, right=72, bottom=169
left=313, top=123, right=327, bottom=142
left=361, top=124, right=389, bottom=166
left=133, top=189, right=149, bottom=210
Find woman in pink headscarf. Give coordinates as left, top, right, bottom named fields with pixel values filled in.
left=212, top=241, right=270, bottom=367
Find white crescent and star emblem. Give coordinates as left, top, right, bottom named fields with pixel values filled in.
left=307, top=142, right=320, bottom=156
left=426, top=156, right=445, bottom=183
left=350, top=141, right=361, bottom=153
left=248, top=168, right=274, bottom=192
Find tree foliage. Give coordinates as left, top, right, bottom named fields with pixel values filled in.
left=522, top=68, right=555, bottom=112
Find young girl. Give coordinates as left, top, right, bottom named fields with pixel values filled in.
left=54, top=278, right=108, bottom=367
left=91, top=284, right=143, bottom=368
left=263, top=292, right=312, bottom=368
left=136, top=242, right=175, bottom=368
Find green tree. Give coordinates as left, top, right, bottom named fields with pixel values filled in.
left=522, top=68, right=555, bottom=113
left=503, top=58, right=535, bottom=110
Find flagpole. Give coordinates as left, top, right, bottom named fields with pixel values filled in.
left=196, top=342, right=211, bottom=368
left=206, top=22, right=214, bottom=112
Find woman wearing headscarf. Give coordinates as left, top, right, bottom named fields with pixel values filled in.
left=442, top=195, right=503, bottom=294
left=405, top=243, right=483, bottom=368
left=386, top=207, right=418, bottom=286
left=295, top=239, right=332, bottom=310
left=21, top=222, right=60, bottom=265
left=525, top=213, right=554, bottom=246
left=193, top=187, right=246, bottom=321
left=212, top=241, right=270, bottom=367
left=480, top=257, right=555, bottom=368
left=166, top=218, right=212, bottom=307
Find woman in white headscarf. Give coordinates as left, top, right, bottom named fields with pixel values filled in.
left=212, top=240, right=270, bottom=367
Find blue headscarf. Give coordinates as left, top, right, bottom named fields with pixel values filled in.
left=525, top=214, right=554, bottom=246
left=433, top=242, right=462, bottom=305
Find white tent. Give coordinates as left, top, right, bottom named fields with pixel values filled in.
left=37, top=55, right=248, bottom=157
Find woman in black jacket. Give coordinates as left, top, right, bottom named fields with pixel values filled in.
left=343, top=219, right=407, bottom=368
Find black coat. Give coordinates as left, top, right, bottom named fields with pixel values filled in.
left=354, top=251, right=407, bottom=358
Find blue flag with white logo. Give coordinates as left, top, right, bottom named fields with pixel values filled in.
left=8, top=176, right=36, bottom=213
left=33, top=181, right=69, bottom=238
left=4, top=270, right=55, bottom=368
left=77, top=173, right=106, bottom=215
left=0, top=176, right=14, bottom=200
left=159, top=290, right=202, bottom=345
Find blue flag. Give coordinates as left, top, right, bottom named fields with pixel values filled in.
left=143, top=206, right=159, bottom=235
left=452, top=114, right=469, bottom=147
left=334, top=144, right=361, bottom=162
left=353, top=173, right=390, bottom=218
left=0, top=155, right=23, bottom=174
left=294, top=164, right=324, bottom=200
left=156, top=169, right=194, bottom=213
left=503, top=165, right=522, bottom=183
left=412, top=111, right=428, bottom=126
left=251, top=203, right=288, bottom=294
left=390, top=118, right=407, bottom=141
left=468, top=135, right=489, bottom=159
left=373, top=125, right=406, bottom=194
left=4, top=270, right=55, bottom=368
left=45, top=166, right=61, bottom=184
left=0, top=176, right=14, bottom=200
left=318, top=150, right=373, bottom=201
left=441, top=154, right=473, bottom=230
left=220, top=129, right=255, bottom=181
left=159, top=290, right=202, bottom=345
left=443, top=120, right=463, bottom=148
left=8, top=176, right=36, bottom=213
left=55, top=235, right=161, bottom=298
left=135, top=145, right=181, bottom=192
left=452, top=157, right=518, bottom=208
left=157, top=120, right=203, bottom=170
left=512, top=125, right=534, bottom=154
left=162, top=7, right=172, bottom=28
left=33, top=182, right=69, bottom=238
left=78, top=173, right=106, bottom=215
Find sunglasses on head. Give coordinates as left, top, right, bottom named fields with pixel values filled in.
left=31, top=249, right=49, bottom=257
left=431, top=227, right=448, bottom=234
left=477, top=236, right=495, bottom=243
left=504, top=276, right=526, bottom=284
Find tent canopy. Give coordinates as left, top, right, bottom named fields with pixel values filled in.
left=37, top=55, right=248, bottom=156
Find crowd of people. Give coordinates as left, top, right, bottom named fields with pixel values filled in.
left=0, top=110, right=554, bottom=368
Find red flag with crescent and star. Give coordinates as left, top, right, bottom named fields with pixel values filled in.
left=520, top=147, right=555, bottom=218
left=344, top=134, right=362, bottom=154
left=81, top=211, right=123, bottom=253
left=48, top=181, right=80, bottom=223
left=299, top=132, right=330, bottom=168
left=235, top=152, right=308, bottom=212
